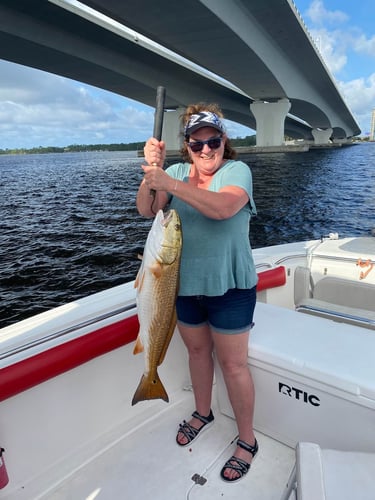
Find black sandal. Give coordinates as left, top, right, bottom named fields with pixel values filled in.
left=220, top=438, right=258, bottom=483
left=176, top=410, right=214, bottom=447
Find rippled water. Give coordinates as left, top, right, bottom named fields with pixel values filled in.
left=1, top=144, right=374, bottom=328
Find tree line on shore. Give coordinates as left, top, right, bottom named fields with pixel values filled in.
left=0, top=135, right=257, bottom=155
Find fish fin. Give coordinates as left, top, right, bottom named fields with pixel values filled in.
left=134, top=252, right=146, bottom=288
left=134, top=269, right=145, bottom=290
left=134, top=269, right=140, bottom=288
left=158, top=308, right=177, bottom=366
left=151, top=261, right=163, bottom=279
left=133, top=335, right=144, bottom=355
left=131, top=371, right=169, bottom=406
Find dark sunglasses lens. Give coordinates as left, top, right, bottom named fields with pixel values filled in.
left=189, top=137, right=222, bottom=153
left=208, top=137, right=222, bottom=149
left=189, top=142, right=204, bottom=152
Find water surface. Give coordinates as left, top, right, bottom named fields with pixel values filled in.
left=1, top=144, right=374, bottom=327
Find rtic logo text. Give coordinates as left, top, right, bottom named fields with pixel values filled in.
left=278, top=382, right=320, bottom=407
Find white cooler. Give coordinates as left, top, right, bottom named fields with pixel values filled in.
left=216, top=302, right=375, bottom=452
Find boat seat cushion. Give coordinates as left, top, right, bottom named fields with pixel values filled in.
left=294, top=267, right=375, bottom=328
left=313, top=276, right=375, bottom=311
left=296, top=298, right=375, bottom=329
left=295, top=442, right=375, bottom=500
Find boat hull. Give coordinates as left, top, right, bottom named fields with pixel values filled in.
left=1, top=236, right=375, bottom=498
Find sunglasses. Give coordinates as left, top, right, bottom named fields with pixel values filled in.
left=187, top=136, right=223, bottom=153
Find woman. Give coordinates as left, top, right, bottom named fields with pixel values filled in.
left=136, top=103, right=258, bottom=483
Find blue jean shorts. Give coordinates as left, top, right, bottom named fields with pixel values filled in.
left=176, top=287, right=256, bottom=334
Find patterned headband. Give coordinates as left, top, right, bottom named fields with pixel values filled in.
left=184, top=111, right=225, bottom=137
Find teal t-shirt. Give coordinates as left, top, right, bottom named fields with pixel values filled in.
left=166, top=160, right=258, bottom=296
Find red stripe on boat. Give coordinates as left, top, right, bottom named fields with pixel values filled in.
left=0, top=315, right=139, bottom=402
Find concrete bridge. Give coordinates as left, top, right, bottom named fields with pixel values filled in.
left=0, top=0, right=360, bottom=148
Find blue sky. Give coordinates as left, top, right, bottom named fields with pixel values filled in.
left=0, top=0, right=374, bottom=148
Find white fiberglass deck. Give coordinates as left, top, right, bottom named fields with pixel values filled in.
left=42, top=389, right=294, bottom=500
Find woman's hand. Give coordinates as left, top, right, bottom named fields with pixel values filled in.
left=142, top=164, right=174, bottom=193
left=144, top=137, right=166, bottom=167
left=136, top=137, right=170, bottom=217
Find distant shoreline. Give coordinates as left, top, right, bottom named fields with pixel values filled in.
left=0, top=142, right=146, bottom=155
left=0, top=136, right=257, bottom=155
left=1, top=136, right=371, bottom=155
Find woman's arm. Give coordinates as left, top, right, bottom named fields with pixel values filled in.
left=136, top=177, right=170, bottom=218
left=141, top=165, right=249, bottom=220
left=167, top=179, right=249, bottom=220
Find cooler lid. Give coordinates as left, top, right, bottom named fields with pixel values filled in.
left=251, top=303, right=375, bottom=401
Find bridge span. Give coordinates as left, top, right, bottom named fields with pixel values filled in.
left=0, top=0, right=360, bottom=148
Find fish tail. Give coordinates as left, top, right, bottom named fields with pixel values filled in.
left=131, top=371, right=169, bottom=406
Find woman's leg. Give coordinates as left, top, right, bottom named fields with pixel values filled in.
left=176, top=322, right=214, bottom=445
left=213, top=329, right=256, bottom=480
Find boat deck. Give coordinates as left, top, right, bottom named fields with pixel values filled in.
left=42, top=389, right=295, bottom=500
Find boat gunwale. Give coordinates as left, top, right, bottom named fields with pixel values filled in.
left=0, top=303, right=137, bottom=362
left=0, top=314, right=139, bottom=402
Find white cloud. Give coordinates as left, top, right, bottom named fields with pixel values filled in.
left=352, top=33, right=375, bottom=58
left=339, top=75, right=375, bottom=113
left=311, top=28, right=348, bottom=73
left=306, top=5, right=375, bottom=66
left=0, top=61, right=155, bottom=148
left=303, top=1, right=375, bottom=136
left=338, top=74, right=375, bottom=134
left=306, top=0, right=348, bottom=26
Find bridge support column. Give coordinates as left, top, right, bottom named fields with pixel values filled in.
left=312, top=128, right=333, bottom=145
left=163, top=108, right=184, bottom=150
left=250, top=98, right=291, bottom=147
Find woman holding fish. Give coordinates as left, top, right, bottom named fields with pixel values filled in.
left=136, top=103, right=258, bottom=483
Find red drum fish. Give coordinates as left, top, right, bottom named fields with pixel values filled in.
left=132, top=209, right=182, bottom=405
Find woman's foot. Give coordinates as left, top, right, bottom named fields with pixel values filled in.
left=220, top=438, right=258, bottom=482
left=176, top=410, right=214, bottom=446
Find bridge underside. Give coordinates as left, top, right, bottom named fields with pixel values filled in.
left=0, top=0, right=360, bottom=146
left=81, top=0, right=360, bottom=139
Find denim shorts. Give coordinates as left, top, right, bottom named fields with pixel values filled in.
left=176, top=286, right=256, bottom=334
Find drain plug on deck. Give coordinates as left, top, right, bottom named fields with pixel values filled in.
left=191, top=473, right=207, bottom=486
